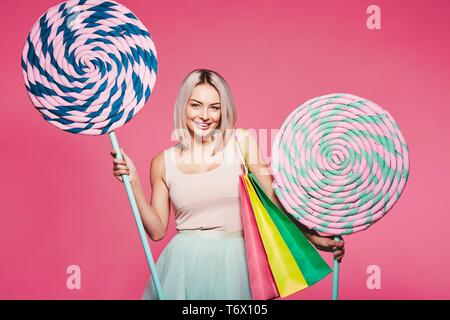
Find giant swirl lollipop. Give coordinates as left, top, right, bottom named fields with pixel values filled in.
left=271, top=93, right=409, bottom=300
left=21, top=0, right=164, bottom=299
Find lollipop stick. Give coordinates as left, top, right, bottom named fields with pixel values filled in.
left=109, top=131, right=165, bottom=300
left=332, top=235, right=340, bottom=300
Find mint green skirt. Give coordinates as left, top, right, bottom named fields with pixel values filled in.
left=141, top=230, right=252, bottom=300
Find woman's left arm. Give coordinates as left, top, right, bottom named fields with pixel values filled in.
left=239, top=128, right=345, bottom=262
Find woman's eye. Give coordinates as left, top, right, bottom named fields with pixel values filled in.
left=211, top=106, right=220, bottom=111
left=191, top=104, right=200, bottom=108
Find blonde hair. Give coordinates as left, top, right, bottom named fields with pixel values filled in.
left=172, top=69, right=237, bottom=155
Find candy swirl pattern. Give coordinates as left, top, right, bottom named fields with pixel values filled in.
left=272, top=93, right=409, bottom=235
left=21, top=0, right=157, bottom=135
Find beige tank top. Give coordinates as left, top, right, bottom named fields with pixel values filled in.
left=163, top=130, right=246, bottom=232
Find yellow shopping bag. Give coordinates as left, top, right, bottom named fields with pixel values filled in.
left=242, top=175, right=309, bottom=297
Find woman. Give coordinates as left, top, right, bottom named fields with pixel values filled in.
left=111, top=69, right=345, bottom=300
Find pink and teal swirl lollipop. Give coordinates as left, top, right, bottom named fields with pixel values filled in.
left=271, top=93, right=409, bottom=299
left=21, top=0, right=163, bottom=299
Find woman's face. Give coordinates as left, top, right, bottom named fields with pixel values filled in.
left=186, top=83, right=221, bottom=140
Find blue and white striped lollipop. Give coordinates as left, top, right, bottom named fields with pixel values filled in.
left=21, top=0, right=157, bottom=135
left=20, top=0, right=164, bottom=299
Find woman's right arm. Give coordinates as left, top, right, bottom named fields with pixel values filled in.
left=112, top=150, right=170, bottom=241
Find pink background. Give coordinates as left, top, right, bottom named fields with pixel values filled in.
left=1, top=0, right=449, bottom=299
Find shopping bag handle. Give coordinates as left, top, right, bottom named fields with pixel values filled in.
left=233, top=128, right=249, bottom=175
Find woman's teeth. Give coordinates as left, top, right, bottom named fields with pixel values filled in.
left=195, top=122, right=210, bottom=129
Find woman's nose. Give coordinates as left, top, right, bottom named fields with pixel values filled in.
left=199, top=107, right=209, bottom=120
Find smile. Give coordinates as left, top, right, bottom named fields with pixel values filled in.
left=194, top=122, right=211, bottom=130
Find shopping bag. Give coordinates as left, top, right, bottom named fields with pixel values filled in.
left=239, top=176, right=279, bottom=300
left=241, top=173, right=309, bottom=297
left=248, top=172, right=332, bottom=287
left=235, top=128, right=331, bottom=298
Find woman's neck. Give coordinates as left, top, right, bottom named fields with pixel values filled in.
left=190, top=137, right=215, bottom=156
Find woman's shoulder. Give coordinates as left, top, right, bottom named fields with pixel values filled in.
left=233, top=127, right=252, bottom=145
left=152, top=150, right=165, bottom=164
left=234, top=127, right=247, bottom=133
left=152, top=142, right=182, bottom=168
left=151, top=145, right=177, bottom=186
left=152, top=143, right=177, bottom=165
left=150, top=150, right=165, bottom=179
left=233, top=127, right=248, bottom=139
